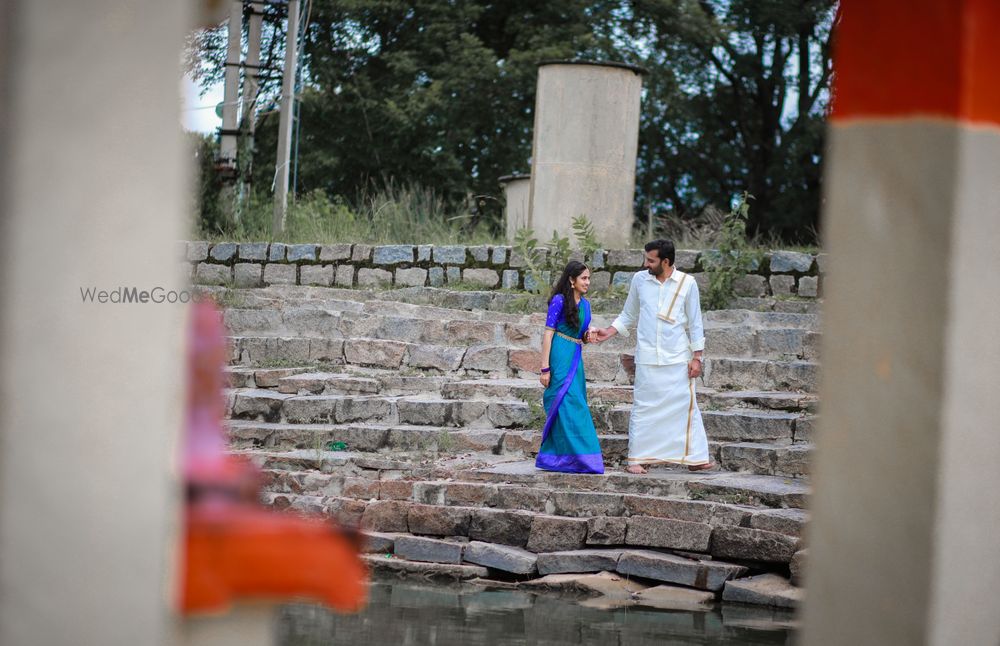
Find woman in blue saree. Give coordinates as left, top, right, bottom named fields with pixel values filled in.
left=536, top=261, right=604, bottom=474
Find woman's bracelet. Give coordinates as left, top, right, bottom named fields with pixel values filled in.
left=540, top=367, right=551, bottom=373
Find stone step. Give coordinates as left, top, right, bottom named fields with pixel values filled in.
left=254, top=483, right=804, bottom=568
left=240, top=449, right=809, bottom=511
left=224, top=306, right=820, bottom=361
left=228, top=389, right=815, bottom=445
left=226, top=420, right=812, bottom=478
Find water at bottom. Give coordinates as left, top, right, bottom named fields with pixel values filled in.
left=277, top=578, right=796, bottom=645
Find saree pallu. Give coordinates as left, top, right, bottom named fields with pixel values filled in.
left=535, top=298, right=604, bottom=474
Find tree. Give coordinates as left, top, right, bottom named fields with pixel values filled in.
left=620, top=0, right=837, bottom=241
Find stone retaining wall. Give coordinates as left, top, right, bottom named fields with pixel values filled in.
left=184, top=242, right=825, bottom=298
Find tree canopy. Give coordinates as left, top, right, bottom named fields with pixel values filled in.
left=188, top=0, right=837, bottom=242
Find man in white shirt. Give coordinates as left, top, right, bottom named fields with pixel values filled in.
left=591, top=239, right=714, bottom=474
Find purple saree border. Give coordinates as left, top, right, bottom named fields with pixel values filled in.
left=535, top=452, right=604, bottom=474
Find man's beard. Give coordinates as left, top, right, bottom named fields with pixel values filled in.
left=647, top=264, right=663, bottom=276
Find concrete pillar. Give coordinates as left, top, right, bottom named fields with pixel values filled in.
left=528, top=61, right=644, bottom=248
left=499, top=174, right=531, bottom=241
left=0, top=1, right=189, bottom=644
left=802, top=2, right=1000, bottom=645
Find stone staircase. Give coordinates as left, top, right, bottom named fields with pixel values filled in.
left=208, top=283, right=817, bottom=609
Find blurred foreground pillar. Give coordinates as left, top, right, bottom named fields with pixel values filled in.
left=0, top=1, right=190, bottom=645
left=802, top=2, right=1000, bottom=644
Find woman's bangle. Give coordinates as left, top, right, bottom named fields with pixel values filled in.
left=540, top=367, right=551, bottom=373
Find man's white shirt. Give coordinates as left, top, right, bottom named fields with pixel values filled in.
left=611, top=269, right=706, bottom=365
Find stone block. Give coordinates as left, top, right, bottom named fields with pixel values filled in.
left=268, top=243, right=287, bottom=262
left=428, top=267, right=445, bottom=287
left=798, top=275, right=819, bottom=297
left=589, top=271, right=611, bottom=291
left=536, top=550, right=623, bottom=576
left=722, top=574, right=802, bottom=609
left=351, top=244, right=372, bottom=262
left=413, top=244, right=431, bottom=262
left=464, top=541, right=537, bottom=574
left=360, top=500, right=410, bottom=532
left=502, top=270, right=520, bottom=289
left=769, top=251, right=814, bottom=274
left=469, top=245, right=490, bottom=262
left=379, top=480, right=415, bottom=501
left=590, top=249, right=606, bottom=269
left=319, top=243, right=352, bottom=262
left=234, top=263, right=262, bottom=288
left=434, top=245, right=467, bottom=264
left=335, top=264, right=355, bottom=287
left=446, top=266, right=461, bottom=284
left=209, top=242, right=238, bottom=263
left=508, top=349, right=541, bottom=374
left=238, top=242, right=268, bottom=261
left=491, top=246, right=508, bottom=264
left=734, top=274, right=768, bottom=297
left=195, top=263, right=231, bottom=285
left=285, top=244, right=316, bottom=263
left=607, top=249, right=643, bottom=268
left=632, top=585, right=715, bottom=610
left=749, top=508, right=809, bottom=538
left=344, top=339, right=410, bottom=368
left=523, top=271, right=551, bottom=293
left=395, top=267, right=428, bottom=287
left=508, top=248, right=547, bottom=268
left=445, top=483, right=498, bottom=507
left=300, top=265, right=334, bottom=286
left=625, top=517, right=713, bottom=551
left=794, top=415, right=817, bottom=443
left=711, top=526, right=800, bottom=563
left=463, top=268, right=500, bottom=288
left=394, top=535, right=464, bottom=564
left=623, top=496, right=750, bottom=528
left=587, top=516, right=627, bottom=545
left=463, top=345, right=508, bottom=372
left=612, top=271, right=634, bottom=288
left=675, top=250, right=699, bottom=271
left=342, top=477, right=381, bottom=499
left=187, top=241, right=209, bottom=262
left=373, top=245, right=414, bottom=265
left=551, top=492, right=624, bottom=517
left=326, top=498, right=367, bottom=526
left=397, top=400, right=487, bottom=427
left=617, top=550, right=747, bottom=592
left=815, top=253, right=828, bottom=274
left=407, top=345, right=466, bottom=371
left=263, top=263, right=296, bottom=285
left=469, top=508, right=533, bottom=547
left=495, top=485, right=549, bottom=512
left=526, top=515, right=589, bottom=553
left=361, top=531, right=397, bottom=554
left=769, top=275, right=796, bottom=297
left=357, top=268, right=393, bottom=287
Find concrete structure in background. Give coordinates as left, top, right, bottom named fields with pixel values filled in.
left=528, top=61, right=644, bottom=249
left=802, top=1, right=1000, bottom=645
left=499, top=174, right=531, bottom=241
left=0, top=1, right=190, bottom=644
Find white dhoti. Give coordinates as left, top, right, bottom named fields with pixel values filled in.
left=628, top=363, right=709, bottom=466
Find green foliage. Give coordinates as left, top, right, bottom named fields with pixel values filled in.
left=513, top=228, right=546, bottom=295
left=187, top=0, right=836, bottom=243
left=701, top=192, right=761, bottom=310
left=526, top=399, right=547, bottom=429
left=572, top=215, right=601, bottom=258
left=546, top=230, right=571, bottom=276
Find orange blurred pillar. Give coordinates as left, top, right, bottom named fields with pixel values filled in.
left=802, top=1, right=1000, bottom=644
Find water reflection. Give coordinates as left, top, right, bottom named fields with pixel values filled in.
left=278, top=578, right=796, bottom=645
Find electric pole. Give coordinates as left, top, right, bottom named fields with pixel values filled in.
left=218, top=0, right=243, bottom=225
left=272, top=0, right=300, bottom=236
left=242, top=0, right=265, bottom=197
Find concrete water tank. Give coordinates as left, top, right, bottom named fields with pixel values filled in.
left=499, top=174, right=531, bottom=241
left=528, top=60, right=644, bottom=249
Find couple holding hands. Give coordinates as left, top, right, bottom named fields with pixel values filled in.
left=535, top=239, right=715, bottom=476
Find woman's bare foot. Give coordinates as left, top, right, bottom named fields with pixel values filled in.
left=625, top=464, right=647, bottom=475
left=687, top=462, right=716, bottom=472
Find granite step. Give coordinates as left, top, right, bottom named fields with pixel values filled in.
left=239, top=449, right=809, bottom=510
left=254, top=484, right=804, bottom=567
left=227, top=389, right=814, bottom=444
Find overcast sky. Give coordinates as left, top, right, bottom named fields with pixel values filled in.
left=182, top=75, right=224, bottom=133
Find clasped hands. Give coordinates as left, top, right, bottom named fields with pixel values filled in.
left=584, top=326, right=614, bottom=344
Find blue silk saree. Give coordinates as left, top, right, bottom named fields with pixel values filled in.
left=535, top=294, right=605, bottom=474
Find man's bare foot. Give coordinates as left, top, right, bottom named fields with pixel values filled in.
left=687, top=462, right=716, bottom=472
left=626, top=464, right=647, bottom=475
